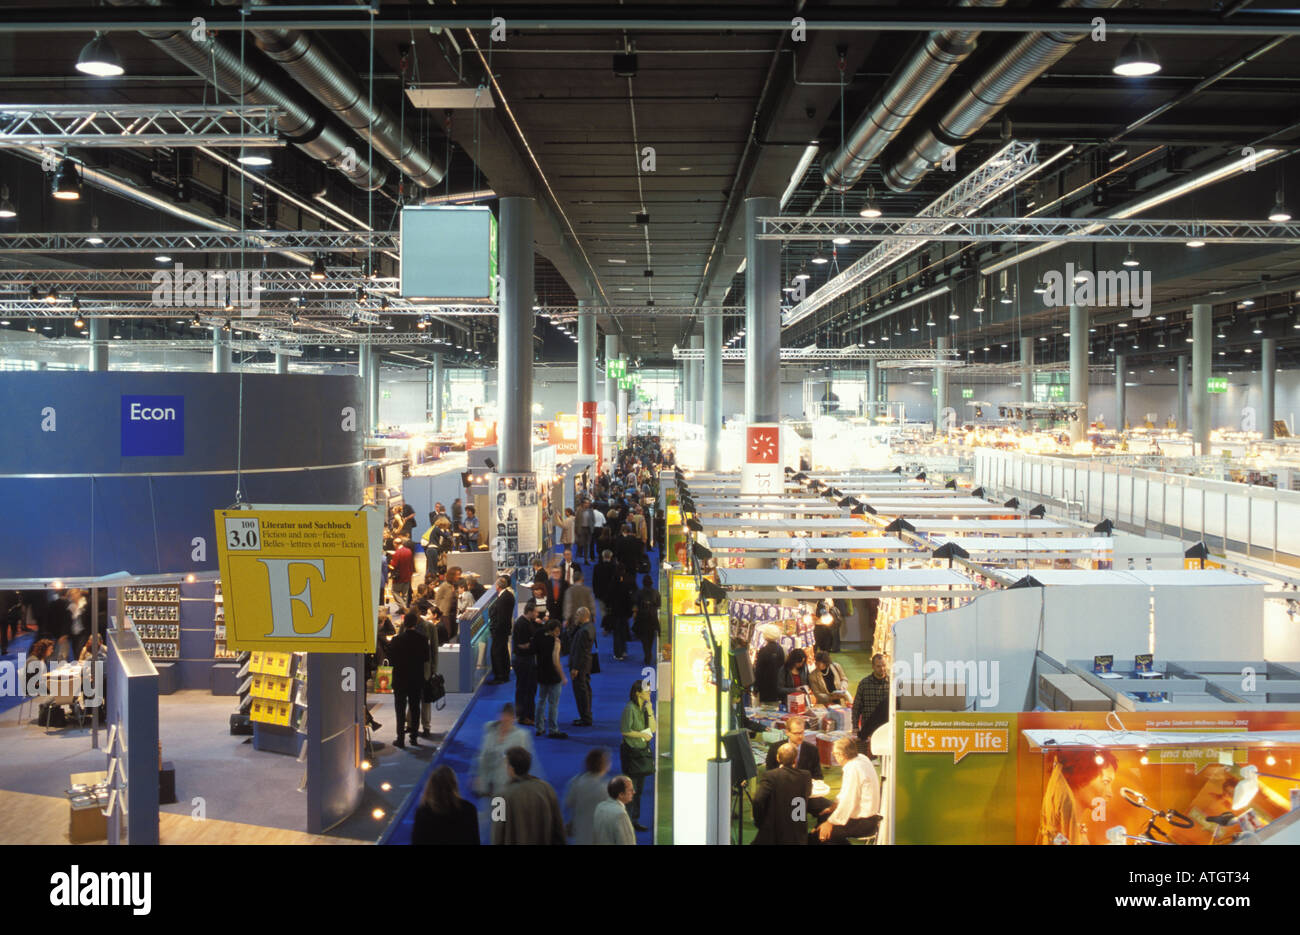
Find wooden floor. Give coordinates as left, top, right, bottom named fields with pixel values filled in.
left=0, top=790, right=368, bottom=845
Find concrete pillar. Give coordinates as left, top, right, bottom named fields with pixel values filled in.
left=274, top=351, right=288, bottom=374
left=432, top=351, right=444, bottom=432
left=704, top=312, right=723, bottom=470
left=689, top=334, right=704, bottom=424
left=1192, top=303, right=1212, bottom=453
left=1262, top=337, right=1276, bottom=439
left=745, top=196, right=781, bottom=425
left=1115, top=354, right=1127, bottom=430
left=1020, top=336, right=1034, bottom=430
left=867, top=358, right=878, bottom=416
left=498, top=196, right=535, bottom=474
left=1176, top=355, right=1187, bottom=430
left=88, top=317, right=109, bottom=371
left=213, top=327, right=231, bottom=373
left=577, top=299, right=597, bottom=453
left=617, top=355, right=629, bottom=444
left=1069, top=303, right=1088, bottom=444
left=935, top=336, right=950, bottom=431
left=367, top=350, right=381, bottom=434
left=605, top=334, right=620, bottom=455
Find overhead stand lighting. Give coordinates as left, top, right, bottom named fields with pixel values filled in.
left=0, top=185, right=14, bottom=219
left=1186, top=238, right=1206, bottom=248
left=1112, top=36, right=1161, bottom=77
left=1268, top=191, right=1292, bottom=223
left=310, top=255, right=327, bottom=280
left=75, top=32, right=125, bottom=77
left=237, top=151, right=273, bottom=167
left=832, top=235, right=851, bottom=246
left=858, top=186, right=882, bottom=219
left=1122, top=247, right=1140, bottom=267
left=811, top=244, right=829, bottom=265
left=948, top=302, right=960, bottom=321
left=999, top=289, right=1013, bottom=305
left=85, top=216, right=103, bottom=245
left=51, top=159, right=81, bottom=200
left=794, top=263, right=811, bottom=281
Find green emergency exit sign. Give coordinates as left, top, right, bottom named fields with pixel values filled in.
left=1207, top=377, right=1228, bottom=393
left=962, top=388, right=974, bottom=399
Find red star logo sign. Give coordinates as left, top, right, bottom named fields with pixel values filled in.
left=747, top=426, right=779, bottom=464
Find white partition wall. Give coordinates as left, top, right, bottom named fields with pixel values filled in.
left=974, top=448, right=1300, bottom=565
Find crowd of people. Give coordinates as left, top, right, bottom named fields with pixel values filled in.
left=407, top=438, right=674, bottom=844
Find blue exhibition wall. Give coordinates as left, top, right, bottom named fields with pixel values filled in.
left=0, top=372, right=365, bottom=580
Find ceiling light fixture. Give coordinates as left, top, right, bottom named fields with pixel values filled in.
left=810, top=244, right=829, bottom=265
left=75, top=32, right=125, bottom=77
left=0, top=185, right=15, bottom=219
left=310, top=255, right=327, bottom=280
left=858, top=186, right=882, bottom=219
left=237, top=152, right=273, bottom=167
left=51, top=158, right=81, bottom=200
left=794, top=263, right=811, bottom=281
left=1186, top=238, right=1206, bottom=248
left=1112, top=36, right=1161, bottom=77
left=1268, top=191, right=1292, bottom=223
left=1122, top=247, right=1139, bottom=268
left=832, top=235, right=851, bottom=246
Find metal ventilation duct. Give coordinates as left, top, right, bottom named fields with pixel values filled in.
left=821, top=0, right=1006, bottom=193
left=105, top=0, right=387, bottom=190
left=882, top=0, right=1122, bottom=193
left=218, top=0, right=445, bottom=189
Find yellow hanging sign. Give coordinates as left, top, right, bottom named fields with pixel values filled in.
left=213, top=507, right=383, bottom=653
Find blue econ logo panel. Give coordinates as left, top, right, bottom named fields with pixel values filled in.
left=120, top=395, right=185, bottom=456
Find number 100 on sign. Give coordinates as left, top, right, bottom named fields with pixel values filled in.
left=226, top=517, right=262, bottom=551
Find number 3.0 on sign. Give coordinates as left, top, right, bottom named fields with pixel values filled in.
left=226, top=517, right=261, bottom=550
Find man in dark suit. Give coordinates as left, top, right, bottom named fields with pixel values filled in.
left=613, top=524, right=645, bottom=574
left=543, top=565, right=568, bottom=622
left=487, top=576, right=515, bottom=684
left=763, top=716, right=833, bottom=814
left=752, top=742, right=812, bottom=845
left=512, top=601, right=540, bottom=725
left=387, top=612, right=430, bottom=749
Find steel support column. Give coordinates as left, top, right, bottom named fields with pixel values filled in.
left=746, top=196, right=781, bottom=425
left=605, top=334, right=620, bottom=455
left=1262, top=337, right=1276, bottom=439
left=1116, top=353, right=1127, bottom=430
left=498, top=196, right=535, bottom=474
left=936, top=335, right=950, bottom=431
left=213, top=327, right=231, bottom=373
left=88, top=317, right=109, bottom=371
left=1192, top=303, right=1212, bottom=453
left=1020, top=336, right=1033, bottom=430
left=1069, top=303, right=1088, bottom=444
left=704, top=313, right=723, bottom=470
left=432, top=351, right=444, bottom=432
left=577, top=299, right=597, bottom=454
left=1177, top=354, right=1187, bottom=430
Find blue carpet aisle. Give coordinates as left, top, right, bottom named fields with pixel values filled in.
left=385, top=547, right=660, bottom=844
left=0, top=632, right=35, bottom=713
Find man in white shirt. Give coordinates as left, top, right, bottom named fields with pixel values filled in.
left=814, top=736, right=881, bottom=844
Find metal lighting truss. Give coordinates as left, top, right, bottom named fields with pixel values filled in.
left=0, top=105, right=284, bottom=148
left=779, top=139, right=1042, bottom=328
left=759, top=216, right=1300, bottom=245
left=958, top=361, right=1113, bottom=375
left=0, top=230, right=397, bottom=253
left=672, top=346, right=963, bottom=362
left=0, top=268, right=399, bottom=292
left=49, top=337, right=304, bottom=356
left=542, top=305, right=746, bottom=320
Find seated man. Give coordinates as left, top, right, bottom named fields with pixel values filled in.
left=812, top=736, right=881, bottom=844
left=764, top=715, right=831, bottom=814
left=751, top=742, right=812, bottom=846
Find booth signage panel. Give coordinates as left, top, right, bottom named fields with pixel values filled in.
left=214, top=508, right=380, bottom=653
left=581, top=400, right=597, bottom=455
left=399, top=206, right=497, bottom=300
left=490, top=473, right=541, bottom=577
left=120, top=395, right=184, bottom=456
left=741, top=423, right=781, bottom=495
left=670, top=612, right=729, bottom=845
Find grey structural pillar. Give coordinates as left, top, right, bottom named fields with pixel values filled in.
left=617, top=355, right=629, bottom=443
left=1115, top=354, right=1127, bottom=430
left=368, top=349, right=381, bottom=435
left=689, top=333, right=704, bottom=424
left=867, top=358, right=879, bottom=415
left=577, top=298, right=597, bottom=454
left=605, top=333, right=620, bottom=455
left=1069, top=303, right=1088, bottom=444
left=1262, top=337, right=1276, bottom=439
left=745, top=196, right=781, bottom=425
left=1020, top=336, right=1034, bottom=430
left=498, top=196, right=535, bottom=474
left=1176, top=355, right=1187, bottom=430
left=274, top=351, right=288, bottom=374
left=213, top=327, right=232, bottom=373
left=1192, top=303, right=1212, bottom=453
left=432, top=351, right=444, bottom=432
left=935, top=335, right=950, bottom=430
left=704, top=312, right=723, bottom=470
left=88, top=317, right=109, bottom=371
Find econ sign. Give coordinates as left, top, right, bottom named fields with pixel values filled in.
left=213, top=507, right=383, bottom=653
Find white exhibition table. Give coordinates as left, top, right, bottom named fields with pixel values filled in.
left=701, top=535, right=913, bottom=551
left=1003, top=569, right=1257, bottom=587
left=698, top=517, right=875, bottom=532
left=934, top=536, right=1114, bottom=553
left=903, top=519, right=1073, bottom=535
left=718, top=567, right=972, bottom=588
